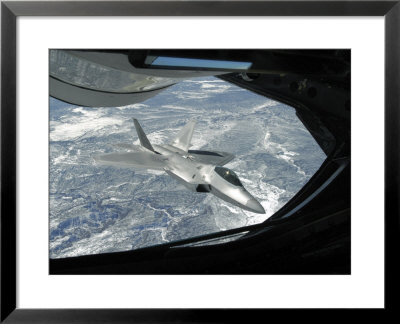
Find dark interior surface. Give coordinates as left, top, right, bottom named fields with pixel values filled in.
left=49, top=49, right=351, bottom=274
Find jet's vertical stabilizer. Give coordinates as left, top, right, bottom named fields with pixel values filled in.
left=171, top=120, right=196, bottom=152
left=132, top=118, right=155, bottom=153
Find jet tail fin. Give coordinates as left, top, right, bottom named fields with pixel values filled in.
left=171, top=120, right=196, bottom=152
left=132, top=118, right=155, bottom=153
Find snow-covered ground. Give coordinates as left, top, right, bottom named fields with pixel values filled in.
left=49, top=76, right=326, bottom=258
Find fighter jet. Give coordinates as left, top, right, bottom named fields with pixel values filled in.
left=95, top=119, right=265, bottom=214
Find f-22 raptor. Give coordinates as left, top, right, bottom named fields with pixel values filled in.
left=95, top=119, right=265, bottom=214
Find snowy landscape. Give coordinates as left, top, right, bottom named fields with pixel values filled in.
left=49, top=76, right=326, bottom=258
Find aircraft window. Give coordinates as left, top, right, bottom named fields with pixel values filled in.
left=147, top=56, right=252, bottom=70
left=50, top=72, right=328, bottom=259
left=214, top=167, right=243, bottom=187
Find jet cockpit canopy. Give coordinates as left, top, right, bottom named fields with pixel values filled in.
left=214, top=166, right=243, bottom=187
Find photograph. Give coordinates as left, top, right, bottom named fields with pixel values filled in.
left=48, top=49, right=351, bottom=274
left=2, top=0, right=395, bottom=320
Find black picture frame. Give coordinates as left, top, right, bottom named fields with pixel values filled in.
left=1, top=0, right=398, bottom=322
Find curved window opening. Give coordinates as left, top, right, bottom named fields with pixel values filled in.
left=50, top=75, right=328, bottom=259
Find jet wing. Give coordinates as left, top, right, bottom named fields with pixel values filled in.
left=94, top=152, right=167, bottom=170
left=188, top=150, right=235, bottom=166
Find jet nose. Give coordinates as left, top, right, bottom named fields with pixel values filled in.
left=245, top=197, right=265, bottom=214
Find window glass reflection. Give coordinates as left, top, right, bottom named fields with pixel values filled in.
left=214, top=167, right=243, bottom=187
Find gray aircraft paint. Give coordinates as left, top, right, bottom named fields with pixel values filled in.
left=95, top=119, right=265, bottom=214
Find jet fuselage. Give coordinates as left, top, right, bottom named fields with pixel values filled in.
left=152, top=144, right=265, bottom=214
left=96, top=119, right=265, bottom=214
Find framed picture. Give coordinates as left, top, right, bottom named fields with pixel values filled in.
left=1, top=0, right=397, bottom=322
left=48, top=48, right=345, bottom=269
